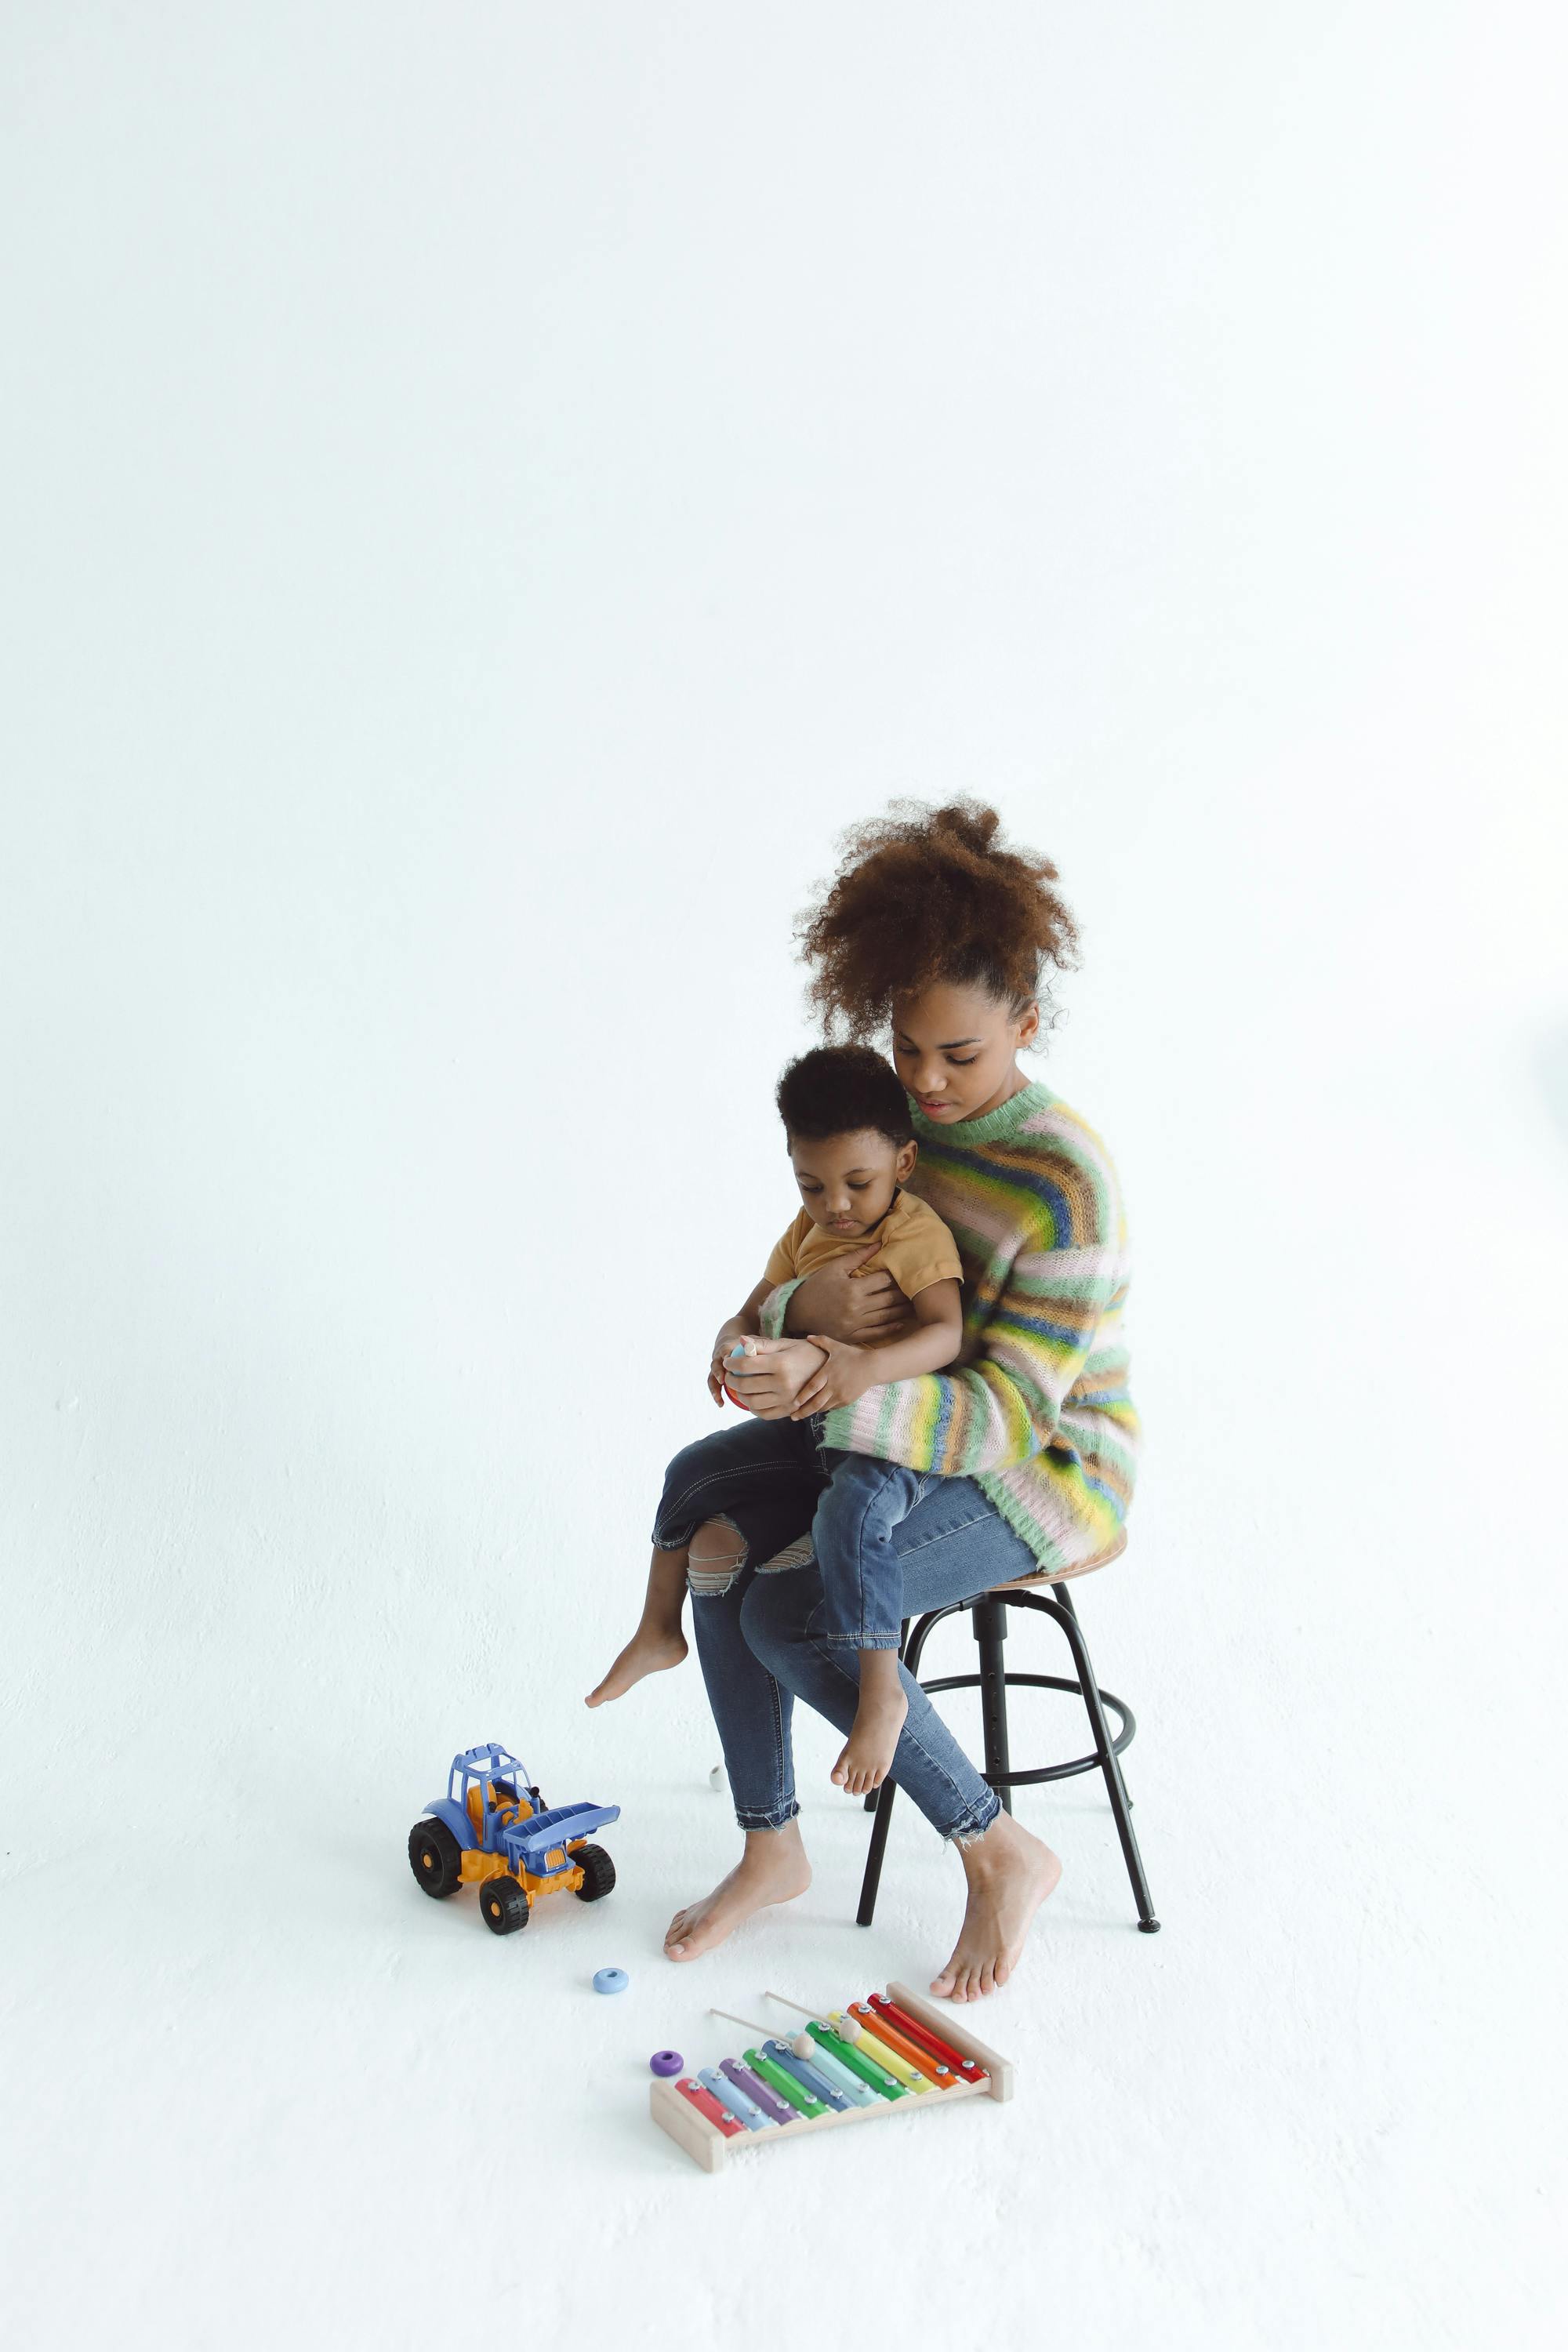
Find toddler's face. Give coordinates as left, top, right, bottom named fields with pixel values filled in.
left=788, top=1128, right=917, bottom=1239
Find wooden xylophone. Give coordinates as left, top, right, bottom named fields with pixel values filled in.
left=650, top=1980, right=1013, bottom=2173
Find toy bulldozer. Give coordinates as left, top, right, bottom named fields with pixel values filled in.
left=408, top=1742, right=621, bottom=1936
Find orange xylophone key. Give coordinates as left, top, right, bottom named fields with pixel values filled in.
left=866, top=1994, right=987, bottom=2085
left=844, top=2002, right=957, bottom=2087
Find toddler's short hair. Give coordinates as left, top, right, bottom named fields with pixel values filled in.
left=775, top=1045, right=913, bottom=1147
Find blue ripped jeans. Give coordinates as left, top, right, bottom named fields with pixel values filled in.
left=814, top=1446, right=931, bottom=1653
left=651, top=1416, right=1039, bottom=1842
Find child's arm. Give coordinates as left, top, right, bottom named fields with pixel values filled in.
left=789, top=1279, right=963, bottom=1417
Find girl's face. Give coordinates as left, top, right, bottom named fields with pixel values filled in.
left=890, top=981, right=1040, bottom=1125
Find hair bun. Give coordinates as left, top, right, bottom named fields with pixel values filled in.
left=793, top=796, right=1080, bottom=1045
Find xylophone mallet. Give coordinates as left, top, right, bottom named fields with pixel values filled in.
left=769, top=1990, right=960, bottom=2089
left=761, top=1992, right=909, bottom=2100
left=707, top=2009, right=848, bottom=2117
left=821, top=2009, right=931, bottom=2092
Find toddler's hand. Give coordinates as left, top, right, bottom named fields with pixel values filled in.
left=709, top=1333, right=755, bottom=1407
left=722, top=1335, right=824, bottom=1420
left=790, top=1335, right=877, bottom=1417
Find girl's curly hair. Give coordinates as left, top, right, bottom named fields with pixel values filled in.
left=793, top=797, right=1081, bottom=1045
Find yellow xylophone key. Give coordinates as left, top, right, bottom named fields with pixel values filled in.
left=827, top=2012, right=931, bottom=2092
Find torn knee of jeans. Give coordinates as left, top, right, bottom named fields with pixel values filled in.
left=757, top=1534, right=815, bottom=1574
left=687, top=1515, right=747, bottom=1597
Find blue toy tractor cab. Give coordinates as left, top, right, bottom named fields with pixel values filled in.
left=408, top=1742, right=621, bottom=1936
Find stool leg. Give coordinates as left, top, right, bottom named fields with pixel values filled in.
left=1044, top=1595, right=1160, bottom=1933
left=1051, top=1581, right=1132, bottom=1801
left=857, top=1777, right=897, bottom=1926
left=973, top=1597, right=1014, bottom=1816
left=1044, top=1582, right=1134, bottom=1799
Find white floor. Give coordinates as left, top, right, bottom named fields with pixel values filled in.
left=4, top=6, right=1566, bottom=2344
left=4, top=1391, right=1563, bottom=2352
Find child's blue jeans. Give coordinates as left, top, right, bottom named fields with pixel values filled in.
left=649, top=1413, right=1034, bottom=1842
left=811, top=1445, right=935, bottom=1653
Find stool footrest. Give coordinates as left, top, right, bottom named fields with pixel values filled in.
left=916, top=1669, right=1135, bottom=1784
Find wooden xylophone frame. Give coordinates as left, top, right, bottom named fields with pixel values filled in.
left=650, top=1980, right=1014, bottom=2173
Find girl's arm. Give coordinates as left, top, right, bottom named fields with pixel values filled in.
left=806, top=1156, right=1131, bottom=1476
left=789, top=1280, right=962, bottom=1416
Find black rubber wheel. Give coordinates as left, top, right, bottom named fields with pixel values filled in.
left=481, top=1875, right=530, bottom=1936
left=408, top=1818, right=463, bottom=1898
left=572, top=1844, right=615, bottom=1903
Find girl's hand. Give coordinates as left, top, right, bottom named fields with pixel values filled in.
left=790, top=1335, right=878, bottom=1417
left=722, top=1336, right=825, bottom=1420
left=786, top=1250, right=915, bottom=1345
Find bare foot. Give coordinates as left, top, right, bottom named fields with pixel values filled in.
left=829, top=1671, right=909, bottom=1797
left=930, top=1809, right=1062, bottom=2002
left=665, top=1823, right=811, bottom=1962
left=585, top=1625, right=688, bottom=1707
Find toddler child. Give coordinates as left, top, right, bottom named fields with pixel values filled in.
left=587, top=1045, right=965, bottom=1795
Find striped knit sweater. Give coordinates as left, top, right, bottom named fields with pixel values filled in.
left=760, top=1079, right=1139, bottom=1573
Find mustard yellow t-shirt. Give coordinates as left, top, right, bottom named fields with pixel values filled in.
left=762, top=1188, right=964, bottom=1303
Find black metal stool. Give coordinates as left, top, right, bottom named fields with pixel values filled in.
left=856, top=1529, right=1160, bottom=1932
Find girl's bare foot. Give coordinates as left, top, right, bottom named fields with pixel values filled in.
left=664, top=1822, right=811, bottom=1961
left=829, top=1674, right=909, bottom=1797
left=930, top=1809, right=1062, bottom=2002
left=585, top=1625, right=688, bottom=1707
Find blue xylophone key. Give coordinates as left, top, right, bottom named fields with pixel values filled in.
left=761, top=2038, right=854, bottom=2113
left=699, top=2066, right=775, bottom=2130
left=793, top=2038, right=877, bottom=2107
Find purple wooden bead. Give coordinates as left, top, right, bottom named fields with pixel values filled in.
left=649, top=2049, right=684, bottom=2078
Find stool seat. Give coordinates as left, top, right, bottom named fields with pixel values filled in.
left=856, top=1522, right=1159, bottom=1934
left=989, top=1526, right=1127, bottom=1593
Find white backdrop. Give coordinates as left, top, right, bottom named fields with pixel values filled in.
left=2, top=6, right=1564, bottom=2349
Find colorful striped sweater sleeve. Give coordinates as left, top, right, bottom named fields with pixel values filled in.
left=759, top=1079, right=1140, bottom=1572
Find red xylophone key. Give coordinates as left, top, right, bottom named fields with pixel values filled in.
left=866, top=1995, right=987, bottom=2085
left=676, top=2078, right=747, bottom=2136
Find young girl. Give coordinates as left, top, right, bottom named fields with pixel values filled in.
left=599, top=799, right=1140, bottom=2003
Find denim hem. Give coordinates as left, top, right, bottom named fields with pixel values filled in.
left=795, top=1620, right=998, bottom=1840
left=733, top=1798, right=800, bottom=1832
left=818, top=1631, right=904, bottom=1652
left=944, top=1789, right=1004, bottom=1846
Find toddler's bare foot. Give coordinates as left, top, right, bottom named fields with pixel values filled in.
left=829, top=1682, right=909, bottom=1797
left=585, top=1625, right=688, bottom=1707
left=930, top=1809, right=1062, bottom=2002
left=665, top=1822, right=811, bottom=1962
